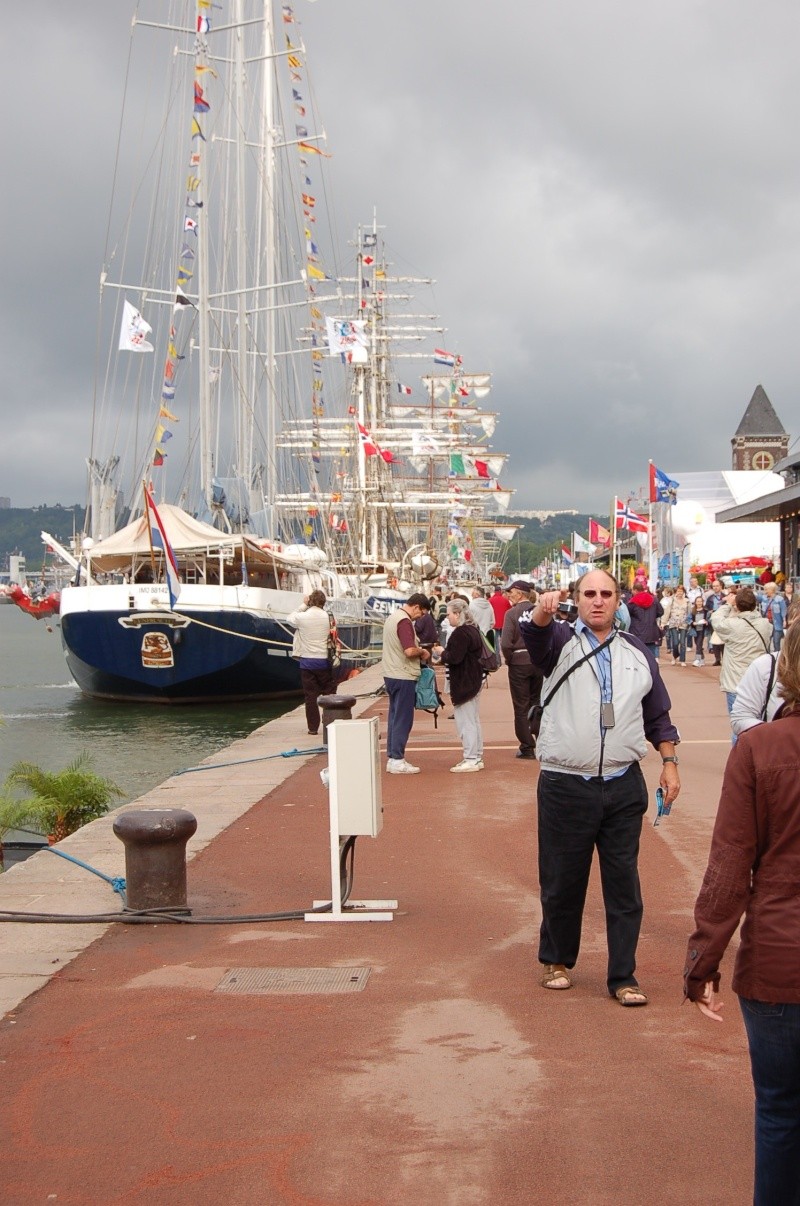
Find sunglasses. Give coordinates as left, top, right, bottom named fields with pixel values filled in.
left=581, top=589, right=614, bottom=599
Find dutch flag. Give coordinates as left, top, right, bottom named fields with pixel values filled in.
left=144, top=488, right=181, bottom=608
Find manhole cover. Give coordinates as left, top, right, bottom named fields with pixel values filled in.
left=214, top=967, right=371, bottom=995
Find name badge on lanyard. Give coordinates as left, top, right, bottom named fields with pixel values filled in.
left=601, top=701, right=616, bottom=728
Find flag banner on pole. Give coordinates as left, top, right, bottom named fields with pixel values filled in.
left=589, top=518, right=611, bottom=548
left=325, top=316, right=367, bottom=357
left=573, top=532, right=595, bottom=555
left=119, top=300, right=154, bottom=352
left=144, top=488, right=181, bottom=607
left=561, top=545, right=573, bottom=566
left=615, top=498, right=649, bottom=533
left=649, top=463, right=679, bottom=504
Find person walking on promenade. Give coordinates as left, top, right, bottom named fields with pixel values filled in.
left=711, top=587, right=772, bottom=738
left=760, top=581, right=787, bottom=651
left=690, top=596, right=709, bottom=666
left=730, top=598, right=800, bottom=737
left=433, top=599, right=485, bottom=772
left=287, top=590, right=336, bottom=735
left=501, top=580, right=543, bottom=760
left=490, top=585, right=512, bottom=663
left=381, top=593, right=432, bottom=774
left=519, top=569, right=681, bottom=1004
left=469, top=587, right=495, bottom=639
left=684, top=619, right=800, bottom=1206
left=666, top=583, right=691, bottom=666
left=627, top=580, right=663, bottom=657
left=704, top=578, right=726, bottom=666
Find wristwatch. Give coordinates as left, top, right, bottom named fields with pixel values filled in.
left=662, top=755, right=679, bottom=765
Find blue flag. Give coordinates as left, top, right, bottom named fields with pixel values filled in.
left=650, top=463, right=679, bottom=504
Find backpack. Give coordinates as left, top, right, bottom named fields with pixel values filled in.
left=415, top=665, right=444, bottom=726
left=479, top=630, right=499, bottom=674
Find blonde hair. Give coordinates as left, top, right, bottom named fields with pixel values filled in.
left=778, top=621, right=800, bottom=712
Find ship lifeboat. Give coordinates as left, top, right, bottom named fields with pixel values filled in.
left=7, top=585, right=61, bottom=620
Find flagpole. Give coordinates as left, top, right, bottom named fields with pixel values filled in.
left=142, top=480, right=158, bottom=585
left=610, top=498, right=617, bottom=580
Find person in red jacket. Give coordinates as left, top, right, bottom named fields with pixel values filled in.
left=490, top=585, right=512, bottom=663
left=685, top=618, right=800, bottom=1204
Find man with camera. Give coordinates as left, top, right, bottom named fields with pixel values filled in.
left=519, top=569, right=680, bottom=1006
left=501, top=580, right=543, bottom=759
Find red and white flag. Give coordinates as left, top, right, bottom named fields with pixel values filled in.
left=614, top=498, right=648, bottom=533
left=357, top=422, right=395, bottom=464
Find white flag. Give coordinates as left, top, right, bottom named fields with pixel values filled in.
left=573, top=532, right=595, bottom=555
left=325, top=316, right=367, bottom=358
left=119, top=300, right=154, bottom=353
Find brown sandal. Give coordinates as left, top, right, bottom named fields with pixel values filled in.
left=541, top=964, right=572, bottom=990
left=615, top=985, right=648, bottom=1007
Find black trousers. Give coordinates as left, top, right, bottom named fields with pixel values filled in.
left=537, top=763, right=648, bottom=993
left=507, top=661, right=543, bottom=753
left=300, top=665, right=335, bottom=733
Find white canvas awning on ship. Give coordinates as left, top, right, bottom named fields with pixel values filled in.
left=85, top=504, right=325, bottom=572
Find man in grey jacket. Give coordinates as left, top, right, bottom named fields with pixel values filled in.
left=501, top=581, right=542, bottom=759
left=519, top=569, right=681, bottom=1006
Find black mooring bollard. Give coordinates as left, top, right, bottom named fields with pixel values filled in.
left=317, top=694, right=358, bottom=747
left=113, top=809, right=197, bottom=912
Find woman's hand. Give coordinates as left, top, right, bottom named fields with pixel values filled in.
left=694, top=981, right=724, bottom=1022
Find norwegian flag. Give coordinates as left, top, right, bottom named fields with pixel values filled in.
left=357, top=421, right=395, bottom=464
left=614, top=498, right=649, bottom=533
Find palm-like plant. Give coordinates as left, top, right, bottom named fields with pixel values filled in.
left=2, top=753, right=123, bottom=844
left=0, top=798, right=36, bottom=871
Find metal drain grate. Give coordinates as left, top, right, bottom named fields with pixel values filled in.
left=214, top=966, right=371, bottom=995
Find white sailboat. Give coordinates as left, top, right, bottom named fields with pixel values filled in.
left=51, top=0, right=372, bottom=702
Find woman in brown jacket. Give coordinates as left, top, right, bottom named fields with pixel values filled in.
left=684, top=620, right=800, bottom=1205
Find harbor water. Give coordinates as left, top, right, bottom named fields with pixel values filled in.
left=0, top=606, right=293, bottom=847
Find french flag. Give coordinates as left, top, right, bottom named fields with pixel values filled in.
left=397, top=382, right=412, bottom=395
left=144, top=488, right=181, bottom=608
left=561, top=545, right=573, bottom=566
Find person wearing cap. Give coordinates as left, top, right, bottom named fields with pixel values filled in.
left=501, top=581, right=542, bottom=760
left=381, top=593, right=432, bottom=774
left=519, top=569, right=681, bottom=1006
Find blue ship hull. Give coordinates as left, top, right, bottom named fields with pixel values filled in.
left=60, top=608, right=370, bottom=704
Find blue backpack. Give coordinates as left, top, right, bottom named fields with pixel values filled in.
left=415, top=665, right=444, bottom=727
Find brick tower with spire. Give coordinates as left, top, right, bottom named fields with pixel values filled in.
left=731, top=385, right=789, bottom=471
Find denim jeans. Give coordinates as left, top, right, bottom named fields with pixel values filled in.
left=668, top=627, right=687, bottom=662
left=726, top=691, right=738, bottom=746
left=537, top=764, right=648, bottom=993
left=384, top=677, right=417, bottom=760
left=739, top=997, right=800, bottom=1206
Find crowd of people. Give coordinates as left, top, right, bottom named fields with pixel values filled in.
left=373, top=566, right=800, bottom=1199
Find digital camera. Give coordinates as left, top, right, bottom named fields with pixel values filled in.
left=557, top=601, right=579, bottom=622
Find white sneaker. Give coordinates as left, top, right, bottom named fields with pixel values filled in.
left=450, top=759, right=484, bottom=773
left=693, top=658, right=702, bottom=666
left=386, top=758, right=420, bottom=774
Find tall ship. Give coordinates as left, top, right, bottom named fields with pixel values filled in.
left=274, top=218, right=518, bottom=618
left=47, top=0, right=374, bottom=703
left=41, top=1, right=516, bottom=703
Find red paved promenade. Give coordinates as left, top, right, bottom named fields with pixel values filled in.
left=1, top=659, right=753, bottom=1204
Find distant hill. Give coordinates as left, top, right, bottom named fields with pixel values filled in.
left=503, top=513, right=608, bottom=577
left=0, top=505, right=609, bottom=578
left=0, top=506, right=86, bottom=569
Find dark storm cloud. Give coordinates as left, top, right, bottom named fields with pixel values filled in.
left=2, top=0, right=799, bottom=510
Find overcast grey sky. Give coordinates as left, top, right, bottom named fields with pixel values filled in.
left=2, top=0, right=799, bottom=513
